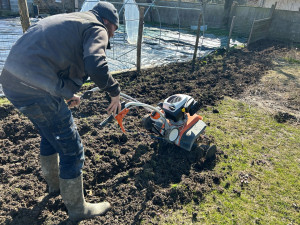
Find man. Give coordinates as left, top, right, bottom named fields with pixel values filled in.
left=0, top=2, right=121, bottom=222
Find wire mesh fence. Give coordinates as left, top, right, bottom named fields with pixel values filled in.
left=0, top=2, right=249, bottom=95
left=107, top=23, right=246, bottom=72
left=0, top=17, right=245, bottom=73
left=95, top=0, right=246, bottom=71
left=0, top=18, right=23, bottom=74
left=108, top=25, right=248, bottom=71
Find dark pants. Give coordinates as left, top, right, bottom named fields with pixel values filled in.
left=3, top=87, right=84, bottom=179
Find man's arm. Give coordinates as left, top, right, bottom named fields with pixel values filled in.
left=83, top=26, right=120, bottom=95
left=83, top=25, right=121, bottom=115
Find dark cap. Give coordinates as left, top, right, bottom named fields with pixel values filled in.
left=91, top=2, right=119, bottom=28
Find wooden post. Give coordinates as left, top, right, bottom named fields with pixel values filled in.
left=228, top=1, right=237, bottom=28
left=193, top=13, right=202, bottom=62
left=269, top=2, right=277, bottom=18
left=223, top=0, right=233, bottom=26
left=18, top=0, right=31, bottom=33
left=227, top=16, right=236, bottom=52
left=247, top=19, right=256, bottom=47
left=136, top=7, right=144, bottom=72
left=75, top=0, right=79, bottom=12
left=267, top=3, right=277, bottom=40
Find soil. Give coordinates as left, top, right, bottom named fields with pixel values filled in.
left=0, top=40, right=298, bottom=225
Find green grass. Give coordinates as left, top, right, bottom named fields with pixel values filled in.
left=82, top=81, right=95, bottom=87
left=152, top=97, right=300, bottom=224
left=283, top=56, right=300, bottom=64
left=0, top=97, right=10, bottom=105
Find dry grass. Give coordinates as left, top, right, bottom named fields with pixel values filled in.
left=239, top=49, right=300, bottom=124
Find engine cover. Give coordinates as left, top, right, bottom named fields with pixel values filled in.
left=163, top=94, right=196, bottom=122
left=141, top=94, right=205, bottom=151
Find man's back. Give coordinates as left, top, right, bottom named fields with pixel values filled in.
left=1, top=12, right=108, bottom=99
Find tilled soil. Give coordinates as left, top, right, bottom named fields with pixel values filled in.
left=0, top=41, right=292, bottom=224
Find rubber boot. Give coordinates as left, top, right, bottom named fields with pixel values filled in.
left=40, top=154, right=60, bottom=193
left=59, top=175, right=111, bottom=222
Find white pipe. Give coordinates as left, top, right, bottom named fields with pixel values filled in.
left=120, top=92, right=141, bottom=102
left=125, top=102, right=165, bottom=118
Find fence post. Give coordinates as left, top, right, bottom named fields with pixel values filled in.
left=223, top=0, right=233, bottom=26
left=18, top=0, right=31, bottom=33
left=136, top=7, right=145, bottom=72
left=75, top=0, right=79, bottom=12
left=227, top=16, right=236, bottom=52
left=228, top=1, right=237, bottom=28
left=193, top=13, right=202, bottom=62
left=269, top=2, right=277, bottom=18
left=247, top=19, right=255, bottom=47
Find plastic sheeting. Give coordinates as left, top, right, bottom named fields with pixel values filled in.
left=124, top=0, right=139, bottom=44
left=81, top=0, right=140, bottom=44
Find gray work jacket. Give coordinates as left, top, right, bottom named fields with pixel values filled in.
left=0, top=11, right=120, bottom=99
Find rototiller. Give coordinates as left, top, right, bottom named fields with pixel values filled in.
left=78, top=88, right=213, bottom=152
left=99, top=92, right=207, bottom=151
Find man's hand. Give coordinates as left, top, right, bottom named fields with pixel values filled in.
left=67, top=94, right=81, bottom=108
left=106, top=95, right=121, bottom=116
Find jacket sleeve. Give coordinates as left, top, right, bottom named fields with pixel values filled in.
left=83, top=25, right=120, bottom=97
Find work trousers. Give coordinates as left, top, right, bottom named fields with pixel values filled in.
left=3, top=87, right=84, bottom=179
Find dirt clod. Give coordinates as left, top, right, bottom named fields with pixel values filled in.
left=274, top=111, right=297, bottom=123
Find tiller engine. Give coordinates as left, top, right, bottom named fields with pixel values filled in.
left=113, top=93, right=207, bottom=151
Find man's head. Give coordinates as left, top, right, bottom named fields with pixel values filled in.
left=91, top=2, right=119, bottom=38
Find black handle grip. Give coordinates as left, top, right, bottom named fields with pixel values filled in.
left=67, top=90, right=93, bottom=106
left=99, top=101, right=126, bottom=128
left=100, top=114, right=114, bottom=127
left=80, top=90, right=93, bottom=100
